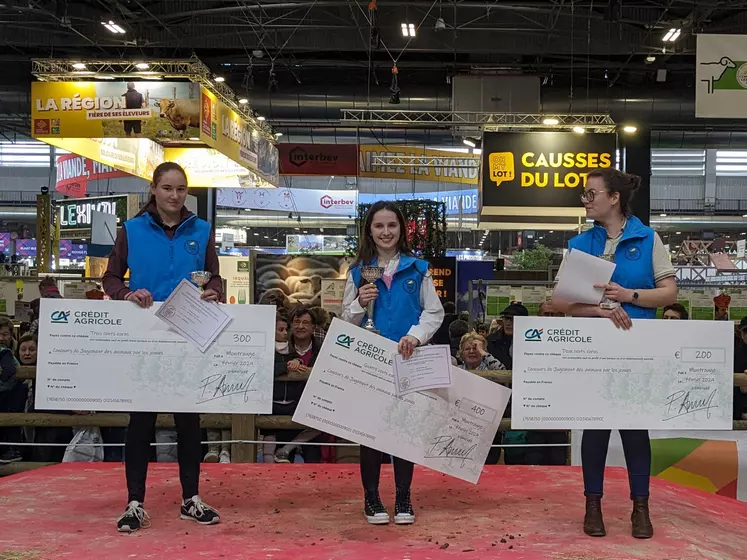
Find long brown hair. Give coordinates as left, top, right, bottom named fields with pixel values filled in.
left=135, top=161, right=188, bottom=217
left=354, top=200, right=413, bottom=265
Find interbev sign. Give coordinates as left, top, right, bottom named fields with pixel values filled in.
left=481, top=132, right=616, bottom=208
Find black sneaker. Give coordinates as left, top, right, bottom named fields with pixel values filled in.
left=0, top=448, right=22, bottom=464
left=394, top=488, right=415, bottom=525
left=117, top=501, right=150, bottom=533
left=364, top=491, right=390, bottom=525
left=180, top=496, right=221, bottom=525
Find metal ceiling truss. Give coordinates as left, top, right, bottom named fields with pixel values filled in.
left=342, top=109, right=617, bottom=132
left=30, top=57, right=275, bottom=140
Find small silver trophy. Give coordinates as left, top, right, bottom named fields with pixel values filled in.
left=360, top=265, right=384, bottom=333
left=190, top=271, right=212, bottom=292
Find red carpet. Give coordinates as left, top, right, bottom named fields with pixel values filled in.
left=0, top=463, right=745, bottom=559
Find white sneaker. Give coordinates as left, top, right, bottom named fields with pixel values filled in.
left=203, top=450, right=219, bottom=463
left=219, top=450, right=231, bottom=464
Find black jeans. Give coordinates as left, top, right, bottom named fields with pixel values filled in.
left=360, top=446, right=414, bottom=494
left=125, top=412, right=201, bottom=503
left=582, top=429, right=651, bottom=499
left=0, top=383, right=28, bottom=445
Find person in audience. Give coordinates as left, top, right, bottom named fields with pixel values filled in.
left=539, top=301, right=564, bottom=317
left=431, top=301, right=457, bottom=345
left=103, top=161, right=222, bottom=532
left=662, top=303, right=688, bottom=320
left=448, top=319, right=470, bottom=360
left=486, top=303, right=527, bottom=370
left=474, top=323, right=489, bottom=338
left=17, top=333, right=37, bottom=366
left=272, top=307, right=323, bottom=463
left=734, top=317, right=747, bottom=421
left=28, top=277, right=63, bottom=336
left=308, top=306, right=330, bottom=345
left=343, top=200, right=444, bottom=525
left=551, top=168, right=676, bottom=539
left=0, top=316, right=25, bottom=463
left=489, top=318, right=501, bottom=334
left=458, top=332, right=505, bottom=370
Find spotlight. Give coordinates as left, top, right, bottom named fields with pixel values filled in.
left=214, top=76, right=225, bottom=83
left=543, top=117, right=559, bottom=126
left=72, top=63, right=86, bottom=70
left=238, top=98, right=249, bottom=104
left=646, top=56, right=656, bottom=63
left=135, top=62, right=149, bottom=69
left=257, top=115, right=266, bottom=121
left=623, top=125, right=638, bottom=133
left=572, top=126, right=585, bottom=134
left=463, top=138, right=476, bottom=148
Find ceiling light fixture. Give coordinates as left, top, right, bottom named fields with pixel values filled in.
left=646, top=55, right=656, bottom=63
left=623, top=125, right=638, bottom=133
left=102, top=20, right=125, bottom=34
left=662, top=28, right=681, bottom=43
left=72, top=63, right=86, bottom=70
left=135, top=62, right=149, bottom=69
left=238, top=98, right=249, bottom=104
left=214, top=76, right=225, bottom=83
left=257, top=115, right=266, bottom=121
left=401, top=23, right=416, bottom=37
left=660, top=213, right=667, bottom=217
left=463, top=138, right=476, bottom=148
left=275, top=132, right=283, bottom=137
left=434, top=17, right=446, bottom=31
left=543, top=117, right=559, bottom=126
left=572, top=126, right=585, bottom=134
left=676, top=231, right=681, bottom=234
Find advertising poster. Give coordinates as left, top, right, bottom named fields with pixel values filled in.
left=572, top=430, right=747, bottom=502
left=696, top=34, right=747, bottom=119
left=32, top=81, right=200, bottom=140
left=359, top=145, right=480, bottom=185
left=456, top=261, right=494, bottom=321
left=217, top=187, right=357, bottom=216
left=481, top=132, right=616, bottom=211
left=218, top=256, right=252, bottom=304
left=426, top=257, right=456, bottom=304
left=278, top=143, right=359, bottom=176
left=199, top=87, right=279, bottom=187
left=164, top=147, right=252, bottom=189
left=320, top=278, right=346, bottom=316
left=56, top=154, right=132, bottom=197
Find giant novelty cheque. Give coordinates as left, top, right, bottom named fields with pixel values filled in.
left=512, top=317, right=734, bottom=430
left=36, top=299, right=276, bottom=414
left=293, top=319, right=512, bottom=484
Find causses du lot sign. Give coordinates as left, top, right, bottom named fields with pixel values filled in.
left=481, top=132, right=616, bottom=210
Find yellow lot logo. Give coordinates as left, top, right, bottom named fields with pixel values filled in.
left=489, top=152, right=515, bottom=186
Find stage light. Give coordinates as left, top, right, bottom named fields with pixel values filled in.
left=463, top=138, right=476, bottom=148
left=573, top=126, right=585, bottom=134
left=238, top=98, right=249, bottom=104
left=543, top=118, right=559, bottom=125
left=135, top=62, right=149, bottom=69
left=214, top=76, right=225, bottom=83
left=623, top=125, right=638, bottom=133
left=72, top=63, right=86, bottom=70
left=257, top=115, right=266, bottom=121
left=646, top=56, right=656, bottom=63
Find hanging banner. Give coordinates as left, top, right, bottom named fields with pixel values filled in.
left=278, top=144, right=359, bottom=176
left=696, top=34, right=747, bottom=119
left=199, top=87, right=279, bottom=186
left=164, top=147, right=255, bottom=189
left=359, top=188, right=478, bottom=215
left=217, top=187, right=357, bottom=215
left=481, top=132, right=616, bottom=211
left=31, top=81, right=200, bottom=140
left=56, top=154, right=132, bottom=197
left=359, top=145, right=480, bottom=185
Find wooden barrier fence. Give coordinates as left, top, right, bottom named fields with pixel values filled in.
left=1, top=367, right=746, bottom=475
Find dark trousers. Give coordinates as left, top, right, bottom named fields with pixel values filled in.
left=125, top=412, right=201, bottom=503
left=0, top=383, right=28, bottom=445
left=582, top=429, right=651, bottom=499
left=360, top=446, right=414, bottom=493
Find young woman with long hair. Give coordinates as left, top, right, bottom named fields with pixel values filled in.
left=103, top=161, right=223, bottom=532
left=342, top=201, right=444, bottom=525
left=552, top=168, right=677, bottom=539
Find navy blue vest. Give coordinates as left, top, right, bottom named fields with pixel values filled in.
left=567, top=215, right=656, bottom=319
left=125, top=212, right=212, bottom=302
left=349, top=255, right=430, bottom=342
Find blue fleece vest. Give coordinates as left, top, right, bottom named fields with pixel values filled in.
left=350, top=255, right=429, bottom=342
left=125, top=212, right=212, bottom=302
left=567, top=215, right=656, bottom=319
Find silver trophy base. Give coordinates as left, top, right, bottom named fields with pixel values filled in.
left=363, top=321, right=379, bottom=334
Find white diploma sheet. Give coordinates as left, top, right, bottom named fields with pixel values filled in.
left=293, top=319, right=512, bottom=483
left=512, top=317, right=734, bottom=430
left=393, top=344, right=452, bottom=396
left=554, top=248, right=615, bottom=305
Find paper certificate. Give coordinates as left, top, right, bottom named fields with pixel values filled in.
left=393, top=345, right=452, bottom=396
left=512, top=317, right=735, bottom=430
left=36, top=299, right=276, bottom=413
left=293, top=319, right=512, bottom=483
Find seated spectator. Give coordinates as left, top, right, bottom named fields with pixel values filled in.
left=431, top=301, right=457, bottom=345
left=448, top=319, right=470, bottom=360
left=539, top=301, right=565, bottom=317
left=272, top=307, right=323, bottom=463
left=662, top=303, right=689, bottom=320
left=486, top=303, right=528, bottom=370
left=0, top=317, right=26, bottom=463
left=474, top=323, right=489, bottom=338
left=458, top=332, right=505, bottom=370
left=735, top=317, right=747, bottom=421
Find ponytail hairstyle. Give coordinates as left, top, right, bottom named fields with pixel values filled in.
left=135, top=161, right=188, bottom=217
left=354, top=200, right=413, bottom=265
left=586, top=168, right=641, bottom=217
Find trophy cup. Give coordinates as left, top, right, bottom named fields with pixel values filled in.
left=190, top=271, right=212, bottom=292
left=360, top=265, right=384, bottom=333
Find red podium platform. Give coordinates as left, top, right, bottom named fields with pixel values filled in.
left=0, top=463, right=745, bottom=559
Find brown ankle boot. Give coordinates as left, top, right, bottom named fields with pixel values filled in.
left=631, top=497, right=654, bottom=539
left=583, top=495, right=606, bottom=537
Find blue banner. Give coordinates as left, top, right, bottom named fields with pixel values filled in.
left=358, top=189, right=478, bottom=215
